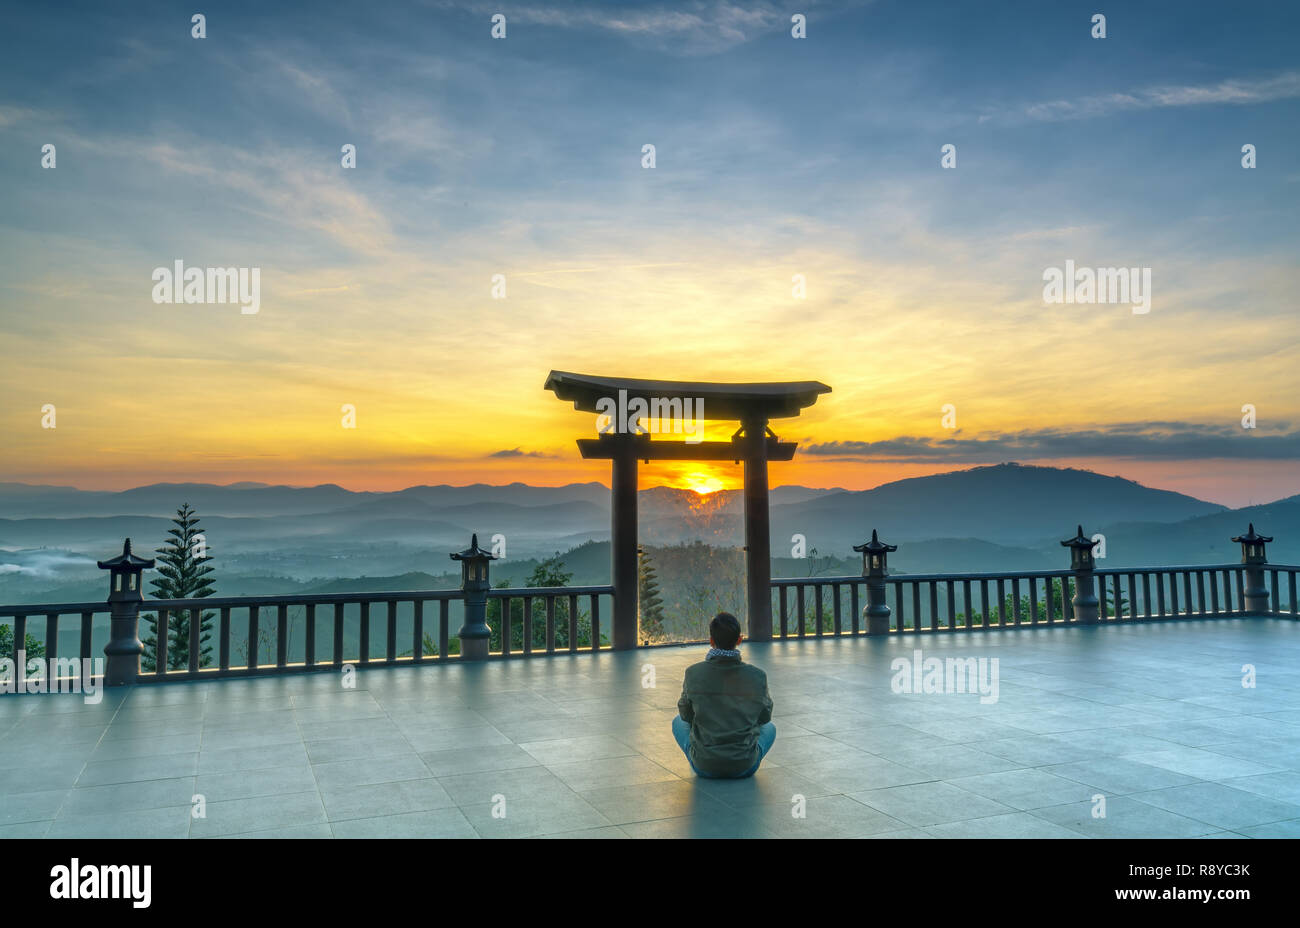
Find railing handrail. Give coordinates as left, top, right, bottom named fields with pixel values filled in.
left=0, top=584, right=616, bottom=615
left=487, top=585, right=614, bottom=597
left=0, top=601, right=108, bottom=616
left=772, top=563, right=1296, bottom=586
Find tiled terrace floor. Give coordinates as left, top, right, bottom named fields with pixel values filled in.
left=2, top=618, right=1300, bottom=838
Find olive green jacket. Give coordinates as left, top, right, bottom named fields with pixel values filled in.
left=677, top=654, right=773, bottom=777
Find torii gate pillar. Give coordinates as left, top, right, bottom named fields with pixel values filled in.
left=742, top=415, right=772, bottom=642
left=609, top=433, right=640, bottom=650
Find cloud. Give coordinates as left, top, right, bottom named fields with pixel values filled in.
left=489, top=447, right=555, bottom=458
left=429, top=0, right=846, bottom=54
left=986, top=71, right=1300, bottom=124
left=0, top=105, right=38, bottom=128
left=803, top=423, right=1300, bottom=463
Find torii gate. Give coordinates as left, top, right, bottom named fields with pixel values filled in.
left=544, top=371, right=831, bottom=649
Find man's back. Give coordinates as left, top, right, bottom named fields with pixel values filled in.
left=677, top=654, right=773, bottom=777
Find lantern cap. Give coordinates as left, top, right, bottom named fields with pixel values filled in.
left=1060, top=525, right=1093, bottom=550
left=450, top=533, right=497, bottom=562
left=97, top=537, right=155, bottom=570
left=1231, top=523, right=1272, bottom=544
left=853, top=529, right=897, bottom=555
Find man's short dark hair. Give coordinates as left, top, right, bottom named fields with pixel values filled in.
left=710, top=612, right=741, bottom=649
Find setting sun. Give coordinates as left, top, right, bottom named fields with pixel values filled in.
left=682, top=473, right=725, bottom=495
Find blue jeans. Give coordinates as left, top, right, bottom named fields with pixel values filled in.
left=672, top=715, right=776, bottom=779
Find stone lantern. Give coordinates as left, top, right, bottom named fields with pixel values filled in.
left=1060, top=525, right=1100, bottom=623
left=854, top=529, right=896, bottom=635
left=452, top=534, right=496, bottom=660
left=1231, top=523, right=1272, bottom=614
left=97, top=538, right=155, bottom=685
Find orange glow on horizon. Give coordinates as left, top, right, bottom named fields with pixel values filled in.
left=681, top=472, right=725, bottom=495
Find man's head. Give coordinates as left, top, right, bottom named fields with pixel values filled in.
left=709, top=612, right=742, bottom=650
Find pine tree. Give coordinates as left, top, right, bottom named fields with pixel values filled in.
left=638, top=546, right=667, bottom=643
left=141, top=504, right=216, bottom=671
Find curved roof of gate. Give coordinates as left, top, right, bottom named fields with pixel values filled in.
left=544, top=370, right=831, bottom=420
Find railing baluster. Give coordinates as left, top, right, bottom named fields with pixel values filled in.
left=278, top=604, right=289, bottom=668
left=1289, top=571, right=1297, bottom=616
left=814, top=586, right=824, bottom=638
left=1012, top=578, right=1022, bottom=626
left=1157, top=573, right=1167, bottom=617
left=13, top=615, right=26, bottom=690
left=220, top=606, right=231, bottom=670
left=189, top=607, right=201, bottom=672
left=333, top=603, right=344, bottom=667
left=1061, top=576, right=1073, bottom=621
left=962, top=580, right=972, bottom=630
left=546, top=596, right=556, bottom=653
left=358, top=601, right=369, bottom=665
left=833, top=583, right=842, bottom=635
left=796, top=585, right=806, bottom=638
left=590, top=594, right=600, bottom=651
left=1195, top=572, right=1207, bottom=616
left=156, top=608, right=169, bottom=676
left=929, top=582, right=938, bottom=631
left=946, top=580, right=956, bottom=630
left=1141, top=574, right=1152, bottom=620
left=979, top=580, right=989, bottom=628
left=305, top=603, right=316, bottom=667
left=1029, top=578, right=1039, bottom=625
left=502, top=596, right=512, bottom=657
left=439, top=599, right=449, bottom=658
left=779, top=586, right=789, bottom=638
left=568, top=594, right=578, bottom=653
left=45, top=613, right=58, bottom=665
left=248, top=605, right=260, bottom=671
left=996, top=579, right=1006, bottom=626
left=524, top=596, right=535, bottom=655
left=80, top=611, right=93, bottom=663
left=412, top=600, right=423, bottom=662
left=911, top=583, right=921, bottom=632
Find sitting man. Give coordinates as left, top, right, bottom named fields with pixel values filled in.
left=672, top=612, right=776, bottom=778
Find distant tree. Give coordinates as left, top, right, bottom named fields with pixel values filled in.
left=478, top=553, right=608, bottom=653
left=801, top=546, right=839, bottom=579
left=141, top=504, right=216, bottom=671
left=0, top=624, right=45, bottom=662
left=785, top=547, right=842, bottom=633
left=638, top=547, right=666, bottom=643
left=946, top=576, right=1135, bottom=627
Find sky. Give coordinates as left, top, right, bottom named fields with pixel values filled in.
left=1, top=0, right=1298, bottom=506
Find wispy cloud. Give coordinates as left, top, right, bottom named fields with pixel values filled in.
left=985, top=71, right=1300, bottom=124
left=489, top=447, right=555, bottom=458
left=804, top=423, right=1300, bottom=463
left=429, top=0, right=846, bottom=54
